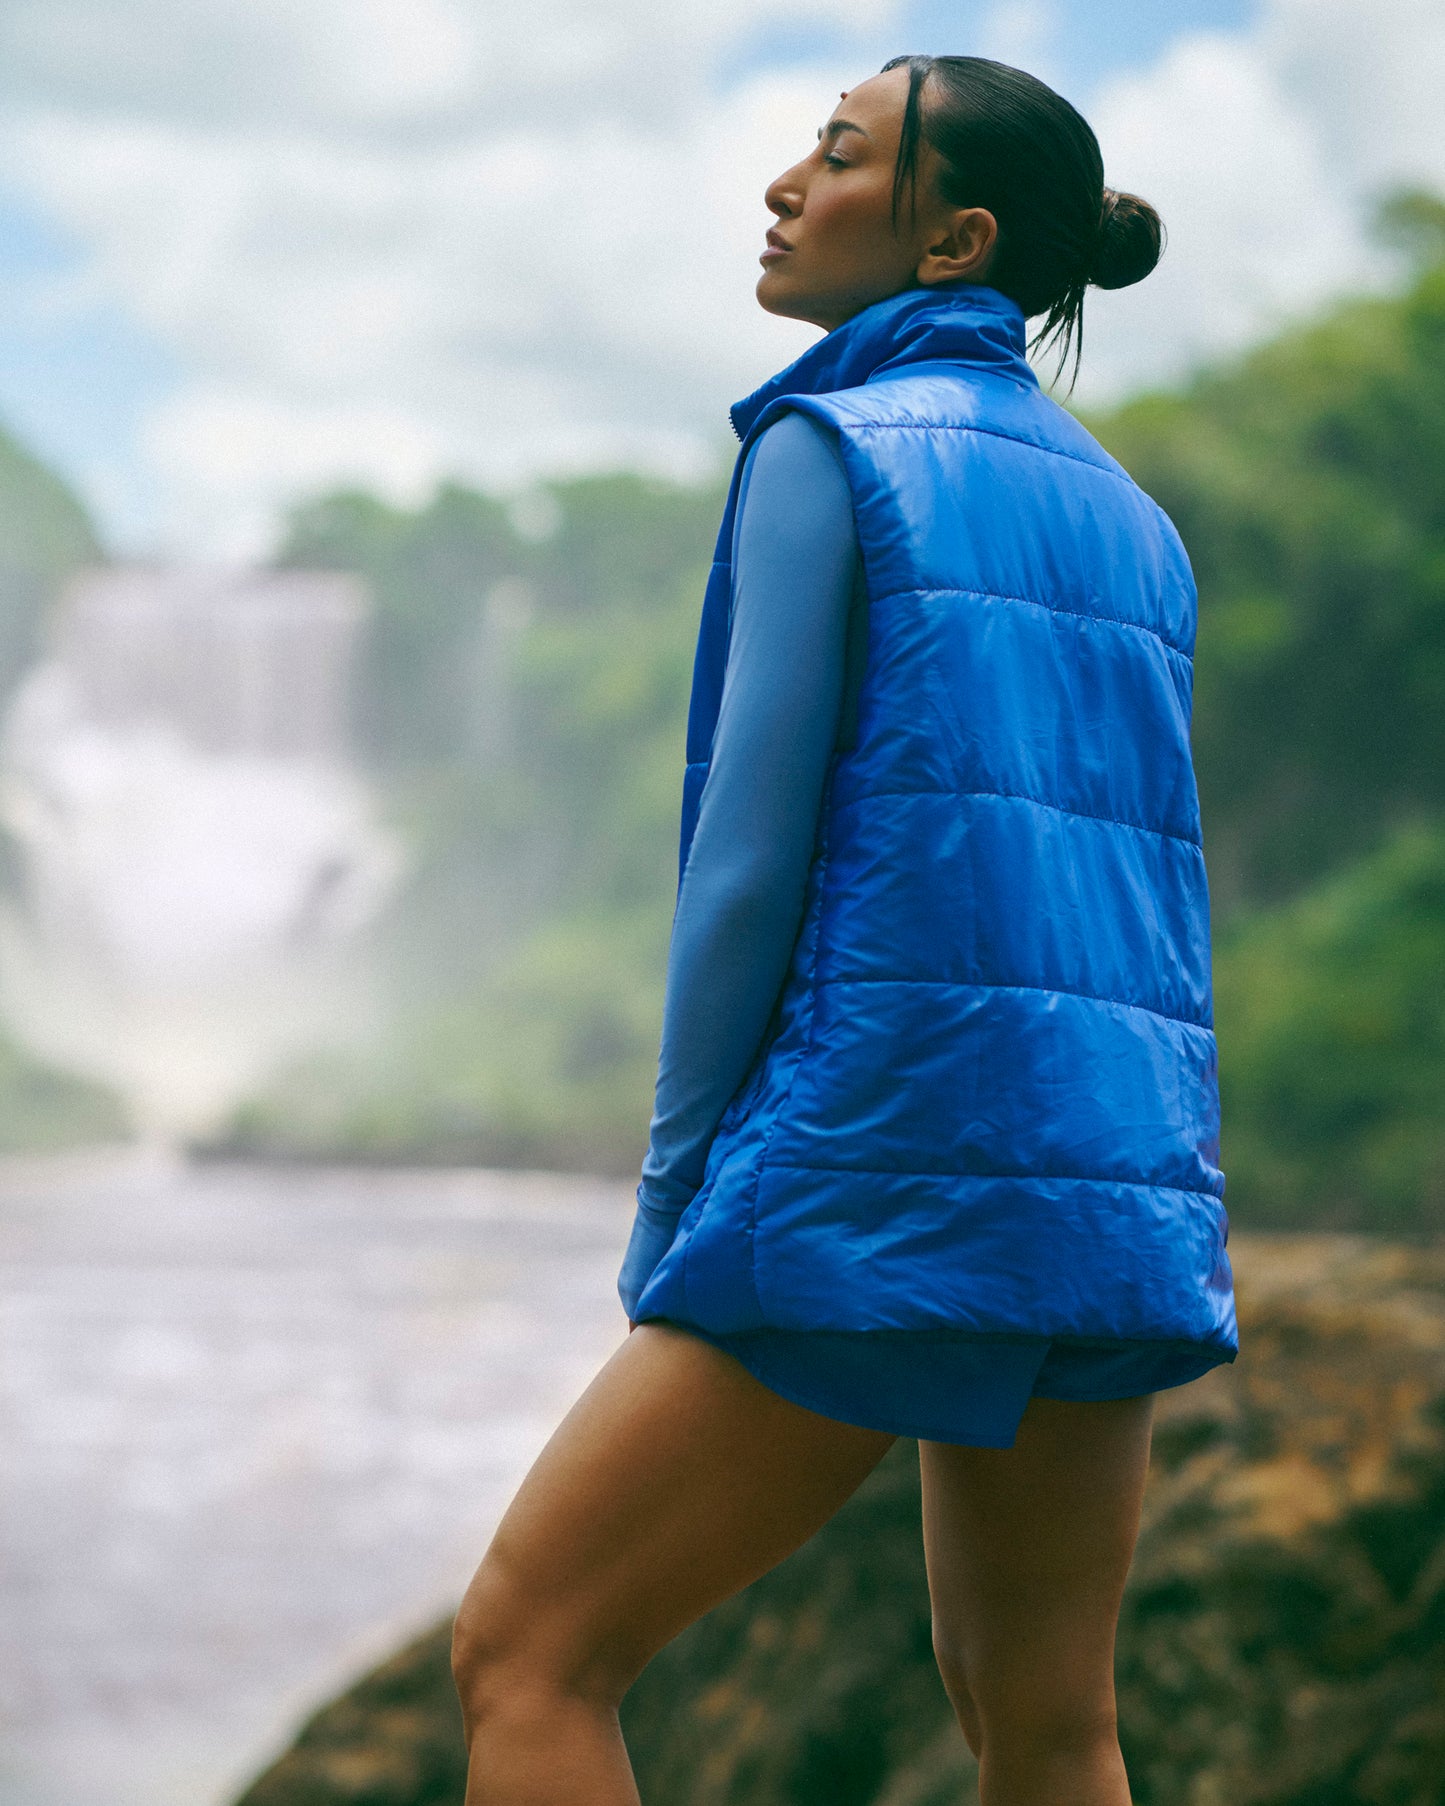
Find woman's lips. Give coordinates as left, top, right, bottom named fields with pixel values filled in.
left=760, top=234, right=793, bottom=265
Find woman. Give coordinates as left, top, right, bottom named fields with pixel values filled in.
left=451, top=53, right=1236, bottom=1806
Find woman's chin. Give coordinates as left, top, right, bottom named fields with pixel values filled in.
left=754, top=270, right=791, bottom=313
left=754, top=271, right=819, bottom=323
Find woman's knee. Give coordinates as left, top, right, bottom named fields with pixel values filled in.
left=931, top=1619, right=1123, bottom=1764
left=450, top=1546, right=630, bottom=1738
left=450, top=1554, right=528, bottom=1732
left=930, top=1621, right=983, bottom=1754
left=968, top=1664, right=1119, bottom=1765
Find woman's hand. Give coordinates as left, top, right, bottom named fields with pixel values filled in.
left=617, top=1193, right=685, bottom=1322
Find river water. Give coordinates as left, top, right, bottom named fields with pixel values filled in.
left=0, top=1148, right=635, bottom=1806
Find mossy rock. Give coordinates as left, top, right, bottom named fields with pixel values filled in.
left=232, top=1237, right=1445, bottom=1806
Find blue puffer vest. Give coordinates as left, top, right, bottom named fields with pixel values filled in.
left=634, top=282, right=1236, bottom=1359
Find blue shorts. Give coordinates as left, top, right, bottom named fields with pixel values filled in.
left=675, top=1323, right=1228, bottom=1447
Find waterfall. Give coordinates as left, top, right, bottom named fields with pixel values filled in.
left=0, top=564, right=406, bottom=1143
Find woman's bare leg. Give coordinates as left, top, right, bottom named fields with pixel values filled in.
left=920, top=1393, right=1155, bottom=1806
left=450, top=1320, right=896, bottom=1805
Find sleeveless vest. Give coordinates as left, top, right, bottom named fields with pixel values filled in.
left=634, top=282, right=1237, bottom=1358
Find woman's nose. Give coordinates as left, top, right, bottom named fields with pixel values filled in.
left=764, top=163, right=804, bottom=219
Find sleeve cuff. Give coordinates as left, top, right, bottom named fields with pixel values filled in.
left=635, top=1175, right=695, bottom=1221
left=618, top=1186, right=689, bottom=1318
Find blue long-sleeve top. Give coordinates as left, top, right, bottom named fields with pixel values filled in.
left=618, top=410, right=864, bottom=1310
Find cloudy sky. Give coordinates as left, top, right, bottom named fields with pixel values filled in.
left=0, top=0, right=1441, bottom=557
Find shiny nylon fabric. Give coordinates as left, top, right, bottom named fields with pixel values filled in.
left=637, top=283, right=1236, bottom=1357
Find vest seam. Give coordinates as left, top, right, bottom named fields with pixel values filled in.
left=763, top=1160, right=1224, bottom=1199
left=871, top=581, right=1192, bottom=661
left=838, top=415, right=1139, bottom=492
left=830, top=783, right=1203, bottom=850
left=710, top=1327, right=1223, bottom=1352
left=812, top=974, right=1213, bottom=1032
left=744, top=763, right=841, bottom=1322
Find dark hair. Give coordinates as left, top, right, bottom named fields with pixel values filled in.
left=879, top=54, right=1164, bottom=390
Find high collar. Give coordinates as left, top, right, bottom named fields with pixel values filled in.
left=728, top=281, right=1036, bottom=442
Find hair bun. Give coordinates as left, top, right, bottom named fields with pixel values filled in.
left=1089, top=188, right=1165, bottom=290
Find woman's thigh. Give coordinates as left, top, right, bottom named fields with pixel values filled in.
left=918, top=1393, right=1154, bottom=1722
left=452, top=1320, right=896, bottom=1707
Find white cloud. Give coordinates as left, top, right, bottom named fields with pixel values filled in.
left=1264, top=0, right=1445, bottom=187
left=0, top=3, right=865, bottom=553
left=139, top=392, right=444, bottom=552
left=975, top=0, right=1065, bottom=89
left=0, top=0, right=893, bottom=129
left=0, top=0, right=1441, bottom=550
left=1078, top=0, right=1445, bottom=400
left=1078, top=33, right=1349, bottom=397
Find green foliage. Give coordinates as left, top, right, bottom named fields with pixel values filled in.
left=0, top=1020, right=130, bottom=1152
left=1090, top=257, right=1445, bottom=918
left=1212, top=820, right=1445, bottom=1229
left=0, top=418, right=104, bottom=700
left=283, top=483, right=519, bottom=765
left=0, top=422, right=127, bottom=1150
left=279, top=471, right=721, bottom=779
left=1085, top=244, right=1445, bottom=1228
left=224, top=467, right=723, bottom=1169
left=1372, top=184, right=1445, bottom=270
left=223, top=906, right=669, bottom=1173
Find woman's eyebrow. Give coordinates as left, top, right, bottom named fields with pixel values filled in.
left=816, top=118, right=871, bottom=142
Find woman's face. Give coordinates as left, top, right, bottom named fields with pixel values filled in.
left=756, top=66, right=997, bottom=331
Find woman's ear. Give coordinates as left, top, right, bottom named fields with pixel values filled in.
left=917, top=206, right=998, bottom=286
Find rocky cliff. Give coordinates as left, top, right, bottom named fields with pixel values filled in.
left=231, top=1234, right=1445, bottom=1806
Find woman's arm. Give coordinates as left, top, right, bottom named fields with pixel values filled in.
left=618, top=409, right=860, bottom=1318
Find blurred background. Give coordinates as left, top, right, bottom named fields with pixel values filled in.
left=0, top=2, right=1443, bottom=1804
